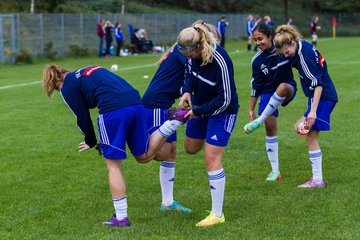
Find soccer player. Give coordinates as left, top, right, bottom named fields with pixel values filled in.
left=142, top=20, right=221, bottom=214
left=177, top=23, right=239, bottom=227
left=274, top=25, right=338, bottom=188
left=246, top=15, right=254, bottom=52
left=243, top=23, right=297, bottom=181
left=216, top=16, right=229, bottom=48
left=310, top=15, right=321, bottom=47
left=42, top=65, right=184, bottom=227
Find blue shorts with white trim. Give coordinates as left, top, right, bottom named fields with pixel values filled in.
left=97, top=105, right=148, bottom=160
left=185, top=114, right=237, bottom=147
left=144, top=107, right=176, bottom=143
left=305, top=99, right=336, bottom=131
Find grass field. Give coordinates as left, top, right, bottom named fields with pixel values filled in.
left=1, top=37, right=360, bottom=240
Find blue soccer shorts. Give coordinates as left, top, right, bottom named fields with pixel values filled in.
left=304, top=98, right=337, bottom=131
left=185, top=114, right=237, bottom=147
left=144, top=107, right=176, bottom=143
left=258, top=85, right=297, bottom=117
left=97, top=104, right=148, bottom=160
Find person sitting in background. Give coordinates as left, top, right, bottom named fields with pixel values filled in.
left=134, top=28, right=153, bottom=53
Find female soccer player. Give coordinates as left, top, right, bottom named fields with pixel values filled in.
left=274, top=25, right=338, bottom=188
left=42, top=65, right=184, bottom=227
left=246, top=15, right=254, bottom=52
left=177, top=23, right=239, bottom=227
left=142, top=20, right=220, bottom=214
left=243, top=23, right=297, bottom=181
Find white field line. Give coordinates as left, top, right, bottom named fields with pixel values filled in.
left=0, top=64, right=156, bottom=90
left=0, top=59, right=358, bottom=90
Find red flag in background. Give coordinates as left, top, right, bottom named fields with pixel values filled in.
left=332, top=17, right=337, bottom=26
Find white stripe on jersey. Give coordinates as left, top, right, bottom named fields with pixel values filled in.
left=192, top=72, right=216, bottom=86
left=213, top=50, right=231, bottom=115
left=270, top=60, right=289, bottom=70
left=251, top=50, right=263, bottom=65
left=298, top=41, right=318, bottom=87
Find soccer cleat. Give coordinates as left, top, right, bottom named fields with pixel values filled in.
left=297, top=179, right=326, bottom=188
left=160, top=200, right=192, bottom=213
left=297, top=121, right=310, bottom=135
left=102, top=214, right=131, bottom=227
left=195, top=211, right=225, bottom=227
left=244, top=119, right=261, bottom=134
left=167, top=108, right=190, bottom=123
left=266, top=171, right=282, bottom=181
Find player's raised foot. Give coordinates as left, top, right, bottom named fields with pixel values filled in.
left=167, top=108, right=190, bottom=123
left=266, top=171, right=282, bottom=181
left=160, top=200, right=192, bottom=213
left=195, top=211, right=225, bottom=227
left=244, top=119, right=261, bottom=134
left=297, top=179, right=326, bottom=188
left=102, top=214, right=131, bottom=227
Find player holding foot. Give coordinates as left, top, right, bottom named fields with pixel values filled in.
left=274, top=25, right=338, bottom=188
left=177, top=23, right=239, bottom=227
left=142, top=20, right=221, bottom=214
left=243, top=23, right=297, bottom=181
left=42, top=65, right=184, bottom=227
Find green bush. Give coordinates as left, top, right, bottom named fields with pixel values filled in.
left=68, top=44, right=89, bottom=57
left=44, top=42, right=58, bottom=60
left=15, top=49, right=34, bottom=64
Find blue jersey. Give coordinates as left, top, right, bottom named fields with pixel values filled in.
left=142, top=46, right=187, bottom=109
left=251, top=47, right=296, bottom=98
left=246, top=21, right=253, bottom=36
left=182, top=45, right=239, bottom=116
left=217, top=21, right=227, bottom=35
left=60, top=66, right=141, bottom=147
left=288, top=40, right=338, bottom=102
left=115, top=28, right=123, bottom=42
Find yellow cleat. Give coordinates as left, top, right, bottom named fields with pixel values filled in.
left=195, top=211, right=225, bottom=227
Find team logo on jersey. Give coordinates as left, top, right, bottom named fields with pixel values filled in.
left=260, top=64, right=269, bottom=75
left=83, top=66, right=101, bottom=76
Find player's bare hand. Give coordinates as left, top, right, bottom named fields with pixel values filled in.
left=179, top=92, right=192, bottom=109
left=78, top=142, right=90, bottom=152
left=306, top=112, right=317, bottom=127
left=248, top=110, right=256, bottom=121
left=184, top=109, right=197, bottom=119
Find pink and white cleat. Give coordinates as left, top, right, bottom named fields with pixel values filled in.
left=297, top=179, right=326, bottom=188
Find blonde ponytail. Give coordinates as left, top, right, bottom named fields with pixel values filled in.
left=274, top=25, right=302, bottom=51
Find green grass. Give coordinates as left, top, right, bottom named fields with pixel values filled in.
left=1, top=37, right=360, bottom=240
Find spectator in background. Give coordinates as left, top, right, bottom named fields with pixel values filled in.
left=134, top=28, right=153, bottom=53
left=114, top=22, right=124, bottom=56
left=246, top=14, right=254, bottom=52
left=217, top=16, right=229, bottom=48
left=264, top=15, right=275, bottom=28
left=286, top=17, right=293, bottom=26
left=310, top=15, right=321, bottom=47
left=105, top=21, right=114, bottom=58
left=97, top=19, right=106, bottom=57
